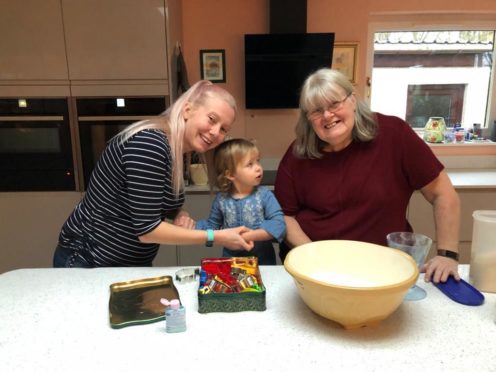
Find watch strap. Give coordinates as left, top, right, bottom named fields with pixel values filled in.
left=206, top=229, right=214, bottom=247
left=437, top=249, right=459, bottom=261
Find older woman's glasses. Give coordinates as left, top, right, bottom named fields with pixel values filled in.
left=306, top=93, right=351, bottom=121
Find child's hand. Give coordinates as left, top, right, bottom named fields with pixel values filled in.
left=241, top=229, right=272, bottom=244
left=217, top=226, right=254, bottom=251
left=173, top=210, right=196, bottom=229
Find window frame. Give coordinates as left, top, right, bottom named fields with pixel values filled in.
left=366, top=12, right=496, bottom=130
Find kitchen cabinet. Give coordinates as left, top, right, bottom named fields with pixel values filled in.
left=0, top=192, right=83, bottom=273
left=0, top=0, right=68, bottom=81
left=408, top=188, right=496, bottom=263
left=1, top=0, right=180, bottom=97
left=61, top=0, right=168, bottom=81
left=0, top=190, right=215, bottom=273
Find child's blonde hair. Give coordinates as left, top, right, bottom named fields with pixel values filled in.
left=213, top=138, right=258, bottom=194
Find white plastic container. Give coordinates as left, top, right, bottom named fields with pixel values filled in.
left=469, top=210, right=496, bottom=293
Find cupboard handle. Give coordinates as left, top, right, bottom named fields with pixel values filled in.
left=78, top=115, right=156, bottom=122
left=0, top=116, right=64, bottom=121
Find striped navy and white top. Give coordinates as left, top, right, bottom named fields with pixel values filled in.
left=58, top=129, right=184, bottom=266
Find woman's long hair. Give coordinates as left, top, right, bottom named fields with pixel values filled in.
left=117, top=80, right=237, bottom=196
left=294, top=68, right=377, bottom=159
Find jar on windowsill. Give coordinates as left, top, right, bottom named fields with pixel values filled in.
left=455, top=129, right=465, bottom=143
left=423, top=117, right=446, bottom=143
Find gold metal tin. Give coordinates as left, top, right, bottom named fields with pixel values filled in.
left=109, top=276, right=180, bottom=329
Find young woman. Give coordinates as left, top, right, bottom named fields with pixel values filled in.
left=54, top=81, right=253, bottom=268
left=196, top=138, right=286, bottom=265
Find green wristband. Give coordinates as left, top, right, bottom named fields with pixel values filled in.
left=206, top=229, right=214, bottom=247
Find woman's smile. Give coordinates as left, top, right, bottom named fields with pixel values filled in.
left=199, top=133, right=213, bottom=147
left=323, top=119, right=341, bottom=130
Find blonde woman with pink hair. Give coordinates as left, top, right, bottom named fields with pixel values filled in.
left=54, top=81, right=253, bottom=268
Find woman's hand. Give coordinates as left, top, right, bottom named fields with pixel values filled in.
left=173, top=210, right=196, bottom=230
left=215, top=226, right=254, bottom=251
left=421, top=256, right=460, bottom=283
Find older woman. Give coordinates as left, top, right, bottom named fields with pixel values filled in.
left=275, top=68, right=460, bottom=283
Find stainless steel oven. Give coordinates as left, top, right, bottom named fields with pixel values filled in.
left=0, top=98, right=75, bottom=191
left=75, top=96, right=168, bottom=190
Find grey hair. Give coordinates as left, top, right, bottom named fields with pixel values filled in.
left=117, top=80, right=237, bottom=197
left=294, top=68, right=377, bottom=159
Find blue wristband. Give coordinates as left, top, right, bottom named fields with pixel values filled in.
left=206, top=229, right=214, bottom=247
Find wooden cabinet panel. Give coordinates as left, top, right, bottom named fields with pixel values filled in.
left=0, top=192, right=82, bottom=273
left=409, top=189, right=496, bottom=264
left=458, top=189, right=496, bottom=241
left=407, top=192, right=435, bottom=240
left=0, top=0, right=68, bottom=80
left=153, top=244, right=179, bottom=267
left=62, top=0, right=168, bottom=80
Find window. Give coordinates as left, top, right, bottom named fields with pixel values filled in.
left=406, top=84, right=465, bottom=128
left=369, top=27, right=494, bottom=131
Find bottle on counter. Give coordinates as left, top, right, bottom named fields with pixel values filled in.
left=491, top=120, right=496, bottom=142
left=473, top=123, right=482, bottom=138
left=161, top=298, right=187, bottom=333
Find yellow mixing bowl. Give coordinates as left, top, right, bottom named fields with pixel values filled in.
left=284, top=240, right=418, bottom=329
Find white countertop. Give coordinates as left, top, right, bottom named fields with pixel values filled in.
left=446, top=169, right=496, bottom=188
left=0, top=266, right=495, bottom=371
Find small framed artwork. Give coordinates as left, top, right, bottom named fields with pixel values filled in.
left=332, top=43, right=358, bottom=84
left=200, top=49, right=226, bottom=83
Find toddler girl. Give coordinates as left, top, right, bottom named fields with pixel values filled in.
left=196, top=138, right=286, bottom=265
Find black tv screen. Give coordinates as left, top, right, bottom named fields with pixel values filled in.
left=244, top=33, right=335, bottom=109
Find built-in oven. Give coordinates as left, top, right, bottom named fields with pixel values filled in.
left=0, top=98, right=75, bottom=191
left=75, top=96, right=168, bottom=190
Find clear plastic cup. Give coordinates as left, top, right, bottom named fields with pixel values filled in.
left=443, top=130, right=455, bottom=143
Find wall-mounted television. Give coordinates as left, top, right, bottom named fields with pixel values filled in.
left=244, top=32, right=335, bottom=109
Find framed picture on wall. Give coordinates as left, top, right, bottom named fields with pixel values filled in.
left=332, top=43, right=358, bottom=84
left=200, top=49, right=226, bottom=83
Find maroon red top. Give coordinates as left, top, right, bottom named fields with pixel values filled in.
left=274, top=113, right=444, bottom=247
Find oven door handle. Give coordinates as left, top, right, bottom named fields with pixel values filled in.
left=78, top=116, right=157, bottom=122
left=0, top=116, right=65, bottom=121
